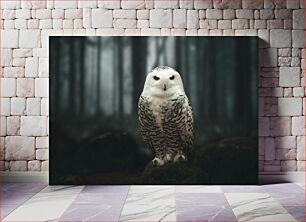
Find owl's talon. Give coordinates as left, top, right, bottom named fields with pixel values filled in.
left=174, top=154, right=187, bottom=162
left=165, top=153, right=173, bottom=162
left=152, top=157, right=165, bottom=166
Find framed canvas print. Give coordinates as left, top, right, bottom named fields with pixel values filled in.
left=49, top=36, right=258, bottom=185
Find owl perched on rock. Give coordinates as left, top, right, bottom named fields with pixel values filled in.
left=138, top=66, right=194, bottom=166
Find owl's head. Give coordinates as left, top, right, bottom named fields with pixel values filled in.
left=142, top=66, right=185, bottom=98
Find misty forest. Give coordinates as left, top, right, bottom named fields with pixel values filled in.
left=50, top=37, right=258, bottom=185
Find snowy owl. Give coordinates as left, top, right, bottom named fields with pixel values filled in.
left=138, top=66, right=194, bottom=166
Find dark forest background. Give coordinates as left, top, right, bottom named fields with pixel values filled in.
left=50, top=37, right=258, bottom=185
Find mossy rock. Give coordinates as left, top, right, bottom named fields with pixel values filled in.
left=193, top=137, right=258, bottom=184
left=141, top=161, right=199, bottom=184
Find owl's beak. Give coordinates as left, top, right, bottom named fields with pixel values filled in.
left=163, top=84, right=167, bottom=91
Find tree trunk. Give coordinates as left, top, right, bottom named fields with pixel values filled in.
left=96, top=38, right=101, bottom=115
left=132, top=37, right=147, bottom=114
left=118, top=38, right=124, bottom=118
left=69, top=39, right=76, bottom=115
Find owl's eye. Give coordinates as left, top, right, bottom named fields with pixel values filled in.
left=153, top=76, right=160, bottom=80
left=169, top=75, right=175, bottom=80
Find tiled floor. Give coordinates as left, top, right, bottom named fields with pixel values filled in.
left=1, top=182, right=304, bottom=221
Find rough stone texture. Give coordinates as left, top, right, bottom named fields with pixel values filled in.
left=297, top=136, right=305, bottom=160
left=242, top=0, right=263, bottom=9
left=270, top=29, right=292, bottom=47
left=20, top=116, right=47, bottom=136
left=194, top=0, right=211, bottom=9
left=279, top=67, right=300, bottom=87
left=275, top=136, right=297, bottom=149
left=7, top=116, right=20, bottom=135
left=187, top=10, right=199, bottom=29
left=264, top=137, right=275, bottom=160
left=17, top=78, right=34, bottom=97
left=223, top=9, right=235, bottom=19
left=292, top=116, right=305, bottom=135
left=1, top=30, right=19, bottom=48
left=293, top=9, right=305, bottom=29
left=154, top=0, right=178, bottom=9
left=114, top=19, right=137, bottom=28
left=206, top=9, right=222, bottom=19
left=263, top=48, right=277, bottom=67
left=278, top=98, right=302, bottom=116
left=54, top=1, right=77, bottom=9
left=173, top=9, right=187, bottom=28
left=150, top=9, right=172, bottom=28
left=1, top=49, right=13, bottom=67
left=5, top=136, right=35, bottom=160
left=35, top=78, right=49, bottom=97
left=281, top=160, right=297, bottom=171
left=25, top=57, right=38, bottom=77
left=259, top=117, right=270, bottom=136
left=9, top=161, right=27, bottom=171
left=1, top=98, right=10, bottom=116
left=292, top=30, right=305, bottom=48
left=1, top=117, right=7, bottom=136
left=297, top=161, right=305, bottom=171
left=293, top=87, right=304, bottom=97
left=41, top=98, right=49, bottom=116
left=0, top=137, right=4, bottom=159
left=19, top=30, right=41, bottom=48
left=113, top=9, right=136, bottom=19
left=98, top=0, right=120, bottom=9
left=92, top=9, right=113, bottom=28
left=36, top=137, right=48, bottom=149
left=270, top=117, right=291, bottom=136
left=28, top=160, right=41, bottom=171
left=137, top=10, right=149, bottom=19
left=236, top=9, right=254, bottom=18
left=41, top=160, right=49, bottom=171
left=264, top=164, right=281, bottom=172
left=214, top=0, right=241, bottom=9
left=179, top=0, right=193, bottom=9
left=26, top=98, right=41, bottom=116
left=36, top=149, right=48, bottom=160
left=287, top=0, right=300, bottom=9
left=11, top=97, right=26, bottom=115
left=3, top=67, right=24, bottom=78
left=276, top=148, right=297, bottom=160
left=232, top=19, right=249, bottom=29
left=0, top=0, right=304, bottom=172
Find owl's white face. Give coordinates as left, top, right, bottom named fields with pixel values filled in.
left=142, top=66, right=186, bottom=98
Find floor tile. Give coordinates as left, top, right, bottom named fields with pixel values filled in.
left=59, top=186, right=129, bottom=221
left=1, top=193, right=34, bottom=205
left=176, top=193, right=236, bottom=222
left=270, top=192, right=305, bottom=206
left=225, top=193, right=297, bottom=221
left=119, top=186, right=176, bottom=222
left=222, top=185, right=264, bottom=193
left=3, top=185, right=84, bottom=221
left=176, top=185, right=222, bottom=193
left=1, top=183, right=47, bottom=219
left=1, top=205, right=17, bottom=219
left=262, top=183, right=304, bottom=193
left=1, top=183, right=47, bottom=193
left=283, top=205, right=305, bottom=222
left=81, top=185, right=129, bottom=194
left=295, top=183, right=305, bottom=188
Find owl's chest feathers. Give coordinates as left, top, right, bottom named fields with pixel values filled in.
left=149, top=96, right=177, bottom=128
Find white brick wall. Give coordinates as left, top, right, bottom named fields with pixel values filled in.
left=0, top=0, right=305, bottom=172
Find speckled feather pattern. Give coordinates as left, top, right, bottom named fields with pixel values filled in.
left=138, top=94, right=194, bottom=163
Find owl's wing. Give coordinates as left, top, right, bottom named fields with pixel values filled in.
left=177, top=96, right=194, bottom=154
left=138, top=96, right=155, bottom=154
